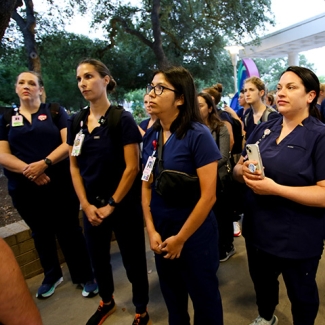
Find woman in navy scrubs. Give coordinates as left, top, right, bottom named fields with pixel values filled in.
left=243, top=76, right=279, bottom=139
left=233, top=66, right=325, bottom=325
left=0, top=71, right=96, bottom=299
left=142, top=66, right=223, bottom=325
left=67, top=58, right=150, bottom=325
left=138, top=93, right=157, bottom=136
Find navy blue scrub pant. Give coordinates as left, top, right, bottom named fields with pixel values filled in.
left=213, top=180, right=234, bottom=256
left=155, top=216, right=223, bottom=325
left=10, top=166, right=94, bottom=285
left=83, top=199, right=149, bottom=314
left=246, top=243, right=320, bottom=325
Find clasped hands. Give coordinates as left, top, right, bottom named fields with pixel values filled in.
left=150, top=232, right=184, bottom=260
left=84, top=204, right=115, bottom=227
left=23, top=160, right=50, bottom=185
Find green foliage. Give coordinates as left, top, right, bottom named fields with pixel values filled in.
left=124, top=89, right=147, bottom=124
left=0, top=45, right=29, bottom=106
left=255, top=55, right=316, bottom=91
left=83, top=0, right=274, bottom=83
left=318, top=76, right=325, bottom=83
left=37, top=32, right=98, bottom=110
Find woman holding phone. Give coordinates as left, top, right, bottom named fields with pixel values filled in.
left=233, top=66, right=325, bottom=325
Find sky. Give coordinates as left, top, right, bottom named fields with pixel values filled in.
left=266, top=0, right=325, bottom=76
left=32, top=0, right=325, bottom=76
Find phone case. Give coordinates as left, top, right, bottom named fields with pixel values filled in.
left=246, top=143, right=265, bottom=178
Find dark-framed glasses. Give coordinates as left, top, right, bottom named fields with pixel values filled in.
left=146, top=84, right=178, bottom=96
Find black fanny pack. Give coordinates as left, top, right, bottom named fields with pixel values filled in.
left=155, top=130, right=200, bottom=207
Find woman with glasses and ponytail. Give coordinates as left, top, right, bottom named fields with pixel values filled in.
left=142, top=66, right=223, bottom=325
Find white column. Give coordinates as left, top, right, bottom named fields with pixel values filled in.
left=231, top=53, right=238, bottom=94
left=288, top=52, right=299, bottom=66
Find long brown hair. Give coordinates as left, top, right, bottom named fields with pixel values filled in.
left=203, top=83, right=223, bottom=105
left=198, top=92, right=224, bottom=134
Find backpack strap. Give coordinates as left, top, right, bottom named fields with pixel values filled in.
left=3, top=108, right=14, bottom=128
left=243, top=107, right=252, bottom=128
left=71, top=106, right=89, bottom=136
left=244, top=106, right=276, bottom=126
left=106, top=105, right=124, bottom=142
left=261, top=106, right=277, bottom=122
left=44, top=102, right=61, bottom=127
left=71, top=105, right=124, bottom=141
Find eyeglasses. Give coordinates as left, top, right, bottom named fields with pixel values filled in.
left=146, top=84, right=178, bottom=96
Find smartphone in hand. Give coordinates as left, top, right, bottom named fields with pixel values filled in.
left=246, top=143, right=265, bottom=178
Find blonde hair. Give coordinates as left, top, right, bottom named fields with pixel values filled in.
left=320, top=83, right=325, bottom=92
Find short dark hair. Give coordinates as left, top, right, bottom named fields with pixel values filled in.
left=151, top=66, right=203, bottom=138
left=282, top=66, right=320, bottom=119
left=77, top=58, right=117, bottom=93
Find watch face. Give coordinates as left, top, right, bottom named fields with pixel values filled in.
left=108, top=197, right=116, bottom=206
left=45, top=158, right=52, bottom=165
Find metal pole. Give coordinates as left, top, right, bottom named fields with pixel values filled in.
left=233, top=63, right=237, bottom=94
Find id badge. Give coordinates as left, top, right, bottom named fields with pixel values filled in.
left=141, top=156, right=156, bottom=181
left=71, top=133, right=85, bottom=156
left=12, top=115, right=23, bottom=127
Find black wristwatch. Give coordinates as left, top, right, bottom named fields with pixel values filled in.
left=44, top=158, right=52, bottom=166
left=107, top=197, right=118, bottom=207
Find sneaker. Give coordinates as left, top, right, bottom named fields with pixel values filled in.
left=249, top=315, right=278, bottom=325
left=132, top=311, right=152, bottom=325
left=81, top=280, right=99, bottom=298
left=233, top=221, right=241, bottom=237
left=220, top=247, right=236, bottom=262
left=36, top=277, right=63, bottom=299
left=86, top=299, right=116, bottom=325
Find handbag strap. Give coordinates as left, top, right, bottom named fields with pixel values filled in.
left=157, top=129, right=164, bottom=174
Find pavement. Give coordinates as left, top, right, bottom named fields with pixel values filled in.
left=27, top=229, right=325, bottom=325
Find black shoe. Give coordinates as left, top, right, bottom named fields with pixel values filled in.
left=219, top=247, right=236, bottom=262
left=86, top=299, right=116, bottom=325
left=132, top=311, right=152, bottom=325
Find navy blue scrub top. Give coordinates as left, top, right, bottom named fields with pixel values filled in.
left=67, top=108, right=142, bottom=201
left=242, top=116, right=325, bottom=259
left=142, top=122, right=221, bottom=239
left=0, top=104, right=68, bottom=191
left=139, top=118, right=150, bottom=132
left=218, top=110, right=233, bottom=124
left=244, top=107, right=280, bottom=139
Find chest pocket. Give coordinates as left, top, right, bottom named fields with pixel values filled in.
left=271, top=143, right=314, bottom=186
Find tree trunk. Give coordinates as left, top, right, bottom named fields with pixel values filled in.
left=151, top=0, right=169, bottom=69
left=0, top=0, right=22, bottom=41
left=12, top=0, right=41, bottom=72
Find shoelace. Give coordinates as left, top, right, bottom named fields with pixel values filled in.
left=133, top=314, right=141, bottom=325
left=97, top=301, right=104, bottom=311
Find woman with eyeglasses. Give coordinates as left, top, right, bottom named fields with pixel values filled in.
left=67, top=58, right=150, bottom=325
left=142, top=66, right=223, bottom=325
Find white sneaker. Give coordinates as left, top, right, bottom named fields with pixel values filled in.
left=249, top=315, right=278, bottom=325
left=233, top=221, right=241, bottom=237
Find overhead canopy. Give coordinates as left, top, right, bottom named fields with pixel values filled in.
left=238, top=13, right=325, bottom=64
